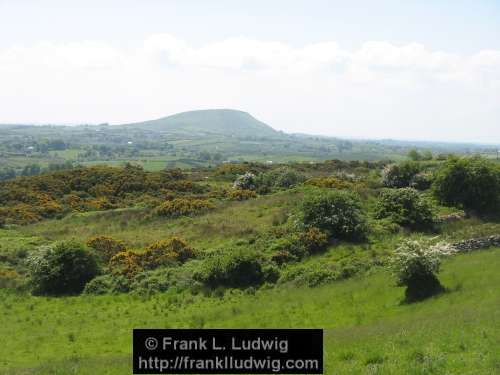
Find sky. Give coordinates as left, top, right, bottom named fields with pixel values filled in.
left=0, top=0, right=499, bottom=143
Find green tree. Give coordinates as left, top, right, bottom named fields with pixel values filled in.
left=407, top=149, right=422, bottom=161
left=433, top=157, right=500, bottom=215
left=299, top=190, right=368, bottom=241
left=375, top=188, right=436, bottom=230
left=381, top=161, right=421, bottom=188
left=28, top=241, right=100, bottom=295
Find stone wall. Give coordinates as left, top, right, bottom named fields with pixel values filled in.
left=451, top=235, right=500, bottom=252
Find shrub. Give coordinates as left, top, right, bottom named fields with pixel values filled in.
left=155, top=198, right=215, bottom=217
left=0, top=267, right=24, bottom=289
left=108, top=250, right=143, bottom=278
left=409, top=172, right=432, bottom=190
left=131, top=262, right=202, bottom=295
left=299, top=190, right=368, bottom=241
left=83, top=274, right=130, bottom=294
left=374, top=188, right=436, bottom=230
left=194, top=250, right=264, bottom=288
left=271, top=250, right=294, bottom=265
left=299, top=227, right=329, bottom=254
left=86, top=236, right=126, bottom=262
left=268, top=236, right=306, bottom=260
left=381, top=162, right=421, bottom=188
left=279, top=263, right=338, bottom=287
left=142, top=237, right=196, bottom=269
left=233, top=172, right=257, bottom=190
left=257, top=167, right=305, bottom=190
left=305, top=177, right=352, bottom=189
left=433, top=157, right=500, bottom=215
left=27, top=242, right=100, bottom=295
left=391, top=240, right=446, bottom=302
left=227, top=189, right=257, bottom=201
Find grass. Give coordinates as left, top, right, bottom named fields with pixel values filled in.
left=18, top=190, right=302, bottom=251
left=0, top=248, right=499, bottom=374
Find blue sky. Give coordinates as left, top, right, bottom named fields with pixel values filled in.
left=1, top=0, right=499, bottom=142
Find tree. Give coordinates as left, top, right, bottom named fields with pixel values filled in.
left=433, top=157, right=500, bottom=215
left=0, top=167, right=16, bottom=181
left=407, top=149, right=422, bottom=161
left=391, top=240, right=446, bottom=302
left=21, top=164, right=41, bottom=177
left=381, top=161, right=421, bottom=188
left=374, top=188, right=436, bottom=230
left=27, top=241, right=100, bottom=295
left=299, top=190, right=368, bottom=241
left=233, top=172, right=257, bottom=190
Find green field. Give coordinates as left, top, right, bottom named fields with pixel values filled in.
left=1, top=248, right=499, bottom=374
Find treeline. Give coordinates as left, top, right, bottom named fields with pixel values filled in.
left=0, top=161, right=75, bottom=181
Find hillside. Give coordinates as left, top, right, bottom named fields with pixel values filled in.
left=1, top=157, right=500, bottom=374
left=120, top=109, right=282, bottom=138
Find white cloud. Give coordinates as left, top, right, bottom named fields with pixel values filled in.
left=0, top=34, right=499, bottom=142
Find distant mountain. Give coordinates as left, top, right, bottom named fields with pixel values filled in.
left=120, top=109, right=281, bottom=138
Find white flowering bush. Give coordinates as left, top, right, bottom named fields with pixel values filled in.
left=391, top=240, right=448, bottom=302
left=27, top=241, right=100, bottom=296
left=233, top=172, right=257, bottom=190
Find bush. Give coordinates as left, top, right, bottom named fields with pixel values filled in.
left=381, top=162, right=421, bottom=188
left=83, top=274, right=130, bottom=294
left=299, top=227, right=329, bottom=254
left=433, top=157, right=500, bottom=215
left=194, top=250, right=265, bottom=288
left=141, top=237, right=196, bottom=269
left=0, top=267, right=24, bottom=289
left=130, top=262, right=203, bottom=295
left=409, top=172, right=432, bottom=190
left=374, top=188, right=436, bottom=230
left=233, top=172, right=257, bottom=190
left=27, top=242, right=100, bottom=295
left=86, top=236, right=126, bottom=262
left=279, top=263, right=338, bottom=287
left=299, top=190, right=368, bottom=241
left=227, top=189, right=257, bottom=201
left=305, top=176, right=353, bottom=189
left=155, top=198, right=215, bottom=217
left=108, top=250, right=143, bottom=278
left=391, top=240, right=446, bottom=302
left=268, top=167, right=305, bottom=189
left=271, top=250, right=294, bottom=265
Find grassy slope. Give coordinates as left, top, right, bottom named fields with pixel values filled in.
left=0, top=248, right=499, bottom=374
left=17, top=190, right=300, bottom=251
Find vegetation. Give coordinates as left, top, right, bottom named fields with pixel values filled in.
left=381, top=161, right=421, bottom=188
left=375, top=188, right=436, bottom=230
left=1, top=153, right=499, bottom=373
left=27, top=241, right=100, bottom=296
left=433, top=156, right=500, bottom=215
left=390, top=240, right=446, bottom=302
left=1, top=248, right=499, bottom=374
left=299, top=189, right=368, bottom=241
left=194, top=250, right=268, bottom=289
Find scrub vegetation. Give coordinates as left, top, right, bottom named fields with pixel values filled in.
left=1, top=152, right=499, bottom=374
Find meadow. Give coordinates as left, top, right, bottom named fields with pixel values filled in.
left=1, top=248, right=499, bottom=374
